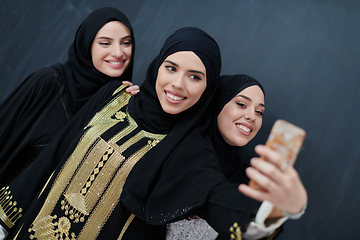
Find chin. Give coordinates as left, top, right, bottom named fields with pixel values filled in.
left=231, top=138, right=251, bottom=147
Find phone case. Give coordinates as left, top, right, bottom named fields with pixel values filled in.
left=248, top=119, right=306, bottom=190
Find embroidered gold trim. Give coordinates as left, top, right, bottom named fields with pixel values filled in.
left=78, top=131, right=165, bottom=239
left=112, top=84, right=127, bottom=96
left=117, top=214, right=135, bottom=240
left=28, top=90, right=166, bottom=239
left=230, top=222, right=242, bottom=240
left=38, top=171, right=55, bottom=199
left=86, top=89, right=130, bottom=128
left=13, top=224, right=23, bottom=240
left=0, top=186, right=23, bottom=228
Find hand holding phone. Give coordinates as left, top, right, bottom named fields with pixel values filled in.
left=248, top=119, right=306, bottom=190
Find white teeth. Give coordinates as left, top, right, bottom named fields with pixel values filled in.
left=166, top=92, right=184, bottom=101
left=108, top=61, right=124, bottom=64
left=237, top=124, right=251, bottom=133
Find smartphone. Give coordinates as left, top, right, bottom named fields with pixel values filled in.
left=248, top=119, right=306, bottom=190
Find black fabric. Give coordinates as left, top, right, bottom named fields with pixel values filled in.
left=210, top=74, right=265, bottom=181
left=187, top=74, right=266, bottom=237
left=2, top=27, right=222, bottom=239
left=122, top=27, right=223, bottom=224
left=52, top=6, right=135, bottom=113
left=0, top=7, right=134, bottom=186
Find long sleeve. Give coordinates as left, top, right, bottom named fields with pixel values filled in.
left=199, top=182, right=261, bottom=237
left=0, top=68, right=68, bottom=185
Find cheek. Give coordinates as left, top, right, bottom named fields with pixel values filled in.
left=256, top=119, right=263, bottom=132
left=155, top=73, right=163, bottom=98
left=217, top=114, right=231, bottom=137
left=190, top=83, right=206, bottom=100
left=125, top=48, right=132, bottom=57
left=91, top=46, right=102, bottom=64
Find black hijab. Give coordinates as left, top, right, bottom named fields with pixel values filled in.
left=210, top=74, right=265, bottom=181
left=52, top=7, right=135, bottom=113
left=122, top=27, right=222, bottom=223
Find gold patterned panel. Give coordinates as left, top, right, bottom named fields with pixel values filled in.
left=112, top=84, right=127, bottom=96
left=29, top=105, right=166, bottom=239
left=86, top=87, right=129, bottom=128
left=78, top=130, right=165, bottom=239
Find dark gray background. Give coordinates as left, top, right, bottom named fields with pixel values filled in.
left=1, top=0, right=359, bottom=239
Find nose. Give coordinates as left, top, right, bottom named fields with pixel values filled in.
left=244, top=108, right=256, bottom=121
left=112, top=44, right=124, bottom=58
left=171, top=73, right=184, bottom=90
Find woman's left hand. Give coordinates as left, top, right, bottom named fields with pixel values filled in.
left=123, top=81, right=140, bottom=95
left=238, top=145, right=308, bottom=216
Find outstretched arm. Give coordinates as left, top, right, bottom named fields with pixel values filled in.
left=238, top=145, right=308, bottom=217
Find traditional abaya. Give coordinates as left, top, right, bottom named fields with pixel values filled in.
left=0, top=7, right=135, bottom=187
left=0, top=27, right=222, bottom=239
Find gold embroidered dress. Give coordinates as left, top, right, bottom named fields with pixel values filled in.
left=1, top=87, right=167, bottom=239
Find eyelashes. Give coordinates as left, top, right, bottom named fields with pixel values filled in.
left=236, top=102, right=264, bottom=116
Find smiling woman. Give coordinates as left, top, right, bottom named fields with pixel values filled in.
left=218, top=85, right=265, bottom=147
left=0, top=6, right=135, bottom=197
left=156, top=51, right=207, bottom=114
left=91, top=21, right=133, bottom=78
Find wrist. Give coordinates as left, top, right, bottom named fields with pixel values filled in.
left=281, top=201, right=307, bottom=220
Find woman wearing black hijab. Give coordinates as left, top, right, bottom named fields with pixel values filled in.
left=0, top=27, right=222, bottom=239
left=0, top=7, right=135, bottom=187
left=166, top=75, right=307, bottom=239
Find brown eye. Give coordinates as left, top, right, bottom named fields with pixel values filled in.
left=256, top=110, right=263, bottom=116
left=190, top=75, right=202, bottom=81
left=166, top=66, right=176, bottom=72
left=122, top=40, right=132, bottom=46
left=236, top=102, right=246, bottom=108
left=99, top=42, right=110, bottom=46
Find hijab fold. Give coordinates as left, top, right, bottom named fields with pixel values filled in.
left=52, top=7, right=135, bottom=113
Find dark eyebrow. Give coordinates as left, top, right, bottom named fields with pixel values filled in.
left=96, top=35, right=132, bottom=40
left=164, top=60, right=178, bottom=67
left=164, top=60, right=205, bottom=76
left=237, top=94, right=265, bottom=108
left=189, top=70, right=205, bottom=76
left=97, top=36, right=112, bottom=40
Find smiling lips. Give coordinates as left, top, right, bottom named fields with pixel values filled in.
left=106, top=60, right=125, bottom=69
left=236, top=123, right=253, bottom=136
left=164, top=90, right=186, bottom=103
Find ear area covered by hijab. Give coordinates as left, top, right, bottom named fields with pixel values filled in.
left=52, top=7, right=135, bottom=113
left=122, top=27, right=222, bottom=223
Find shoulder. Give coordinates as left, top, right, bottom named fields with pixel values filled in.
left=29, top=67, right=59, bottom=80
left=22, top=67, right=61, bottom=90
left=95, top=81, right=130, bottom=102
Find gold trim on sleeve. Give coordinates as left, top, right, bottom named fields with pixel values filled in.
left=117, top=214, right=135, bottom=240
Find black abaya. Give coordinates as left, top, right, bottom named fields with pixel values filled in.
left=0, top=7, right=135, bottom=186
